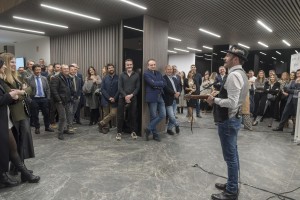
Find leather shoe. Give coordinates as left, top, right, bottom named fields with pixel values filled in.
left=273, top=127, right=283, bottom=131
left=144, top=128, right=151, bottom=141
left=45, top=127, right=54, bottom=132
left=153, top=135, right=161, bottom=142
left=211, top=191, right=238, bottom=200
left=35, top=129, right=40, bottom=134
left=58, top=133, right=64, bottom=140
left=167, top=130, right=175, bottom=135
left=175, top=126, right=180, bottom=134
left=196, top=114, right=202, bottom=118
left=215, top=183, right=227, bottom=190
left=0, top=172, right=19, bottom=187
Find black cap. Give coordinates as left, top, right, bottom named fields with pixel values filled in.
left=226, top=44, right=248, bottom=61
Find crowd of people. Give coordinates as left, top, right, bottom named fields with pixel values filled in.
left=0, top=50, right=299, bottom=190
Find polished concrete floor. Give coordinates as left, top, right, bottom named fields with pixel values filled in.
left=0, top=112, right=300, bottom=200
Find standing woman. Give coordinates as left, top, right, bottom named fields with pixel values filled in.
left=0, top=53, right=35, bottom=174
left=0, top=58, right=40, bottom=186
left=264, top=74, right=280, bottom=127
left=83, top=66, right=102, bottom=125
left=184, top=70, right=199, bottom=122
left=177, top=71, right=186, bottom=114
left=252, top=70, right=267, bottom=126
left=277, top=72, right=290, bottom=120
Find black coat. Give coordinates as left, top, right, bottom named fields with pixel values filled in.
left=50, top=73, right=75, bottom=104
left=0, top=80, right=14, bottom=171
left=163, top=75, right=177, bottom=107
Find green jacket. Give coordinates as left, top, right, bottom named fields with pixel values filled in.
left=2, top=79, right=32, bottom=122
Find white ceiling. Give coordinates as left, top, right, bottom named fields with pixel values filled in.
left=0, top=29, right=47, bottom=45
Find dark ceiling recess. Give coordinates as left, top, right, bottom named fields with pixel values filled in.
left=0, top=0, right=300, bottom=52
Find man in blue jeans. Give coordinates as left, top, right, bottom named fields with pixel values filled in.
left=144, top=59, right=166, bottom=142
left=207, top=45, right=249, bottom=200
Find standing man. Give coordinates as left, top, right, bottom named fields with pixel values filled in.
left=71, top=63, right=84, bottom=124
left=24, top=60, right=35, bottom=78
left=39, top=58, right=46, bottom=72
left=27, top=64, right=54, bottom=134
left=214, top=66, right=227, bottom=91
left=69, top=64, right=82, bottom=129
left=191, top=64, right=202, bottom=118
left=98, top=64, right=119, bottom=134
left=207, top=45, right=249, bottom=200
left=172, top=65, right=182, bottom=116
left=144, top=59, right=166, bottom=142
left=50, top=64, right=75, bottom=140
left=163, top=65, right=180, bottom=135
left=49, top=63, right=61, bottom=128
left=117, top=59, right=140, bottom=140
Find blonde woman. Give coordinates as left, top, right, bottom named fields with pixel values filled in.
left=177, top=71, right=186, bottom=114
left=0, top=53, right=35, bottom=175
left=253, top=70, right=267, bottom=126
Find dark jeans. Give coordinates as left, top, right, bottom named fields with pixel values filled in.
left=117, top=96, right=137, bottom=133
left=196, top=100, right=201, bottom=115
left=147, top=95, right=166, bottom=135
left=30, top=97, right=50, bottom=129
left=56, top=102, right=73, bottom=133
left=218, top=116, right=242, bottom=194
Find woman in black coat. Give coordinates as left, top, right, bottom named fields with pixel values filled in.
left=0, top=58, right=40, bottom=187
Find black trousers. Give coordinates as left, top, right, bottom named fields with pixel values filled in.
left=117, top=96, right=137, bottom=133
left=30, top=97, right=50, bottom=129
left=253, top=92, right=267, bottom=118
left=278, top=98, right=298, bottom=128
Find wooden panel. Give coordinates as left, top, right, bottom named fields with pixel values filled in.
left=142, top=15, right=168, bottom=135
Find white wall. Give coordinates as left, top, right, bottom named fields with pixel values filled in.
left=15, top=37, right=50, bottom=65
left=168, top=53, right=195, bottom=75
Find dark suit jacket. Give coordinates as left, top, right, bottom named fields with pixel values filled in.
left=27, top=75, right=51, bottom=100
left=50, top=73, right=75, bottom=104
left=214, top=74, right=227, bottom=91
left=144, top=69, right=165, bottom=103
left=0, top=80, right=14, bottom=171
left=163, top=75, right=178, bottom=106
left=71, top=75, right=82, bottom=98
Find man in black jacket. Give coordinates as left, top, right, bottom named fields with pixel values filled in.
left=163, top=65, right=180, bottom=135
left=50, top=64, right=75, bottom=140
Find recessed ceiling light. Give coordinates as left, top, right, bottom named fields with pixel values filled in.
left=296, top=50, right=299, bottom=54
left=0, top=24, right=45, bottom=34
left=41, top=4, right=100, bottom=21
left=174, top=48, right=189, bottom=52
left=195, top=55, right=203, bottom=58
left=281, top=61, right=284, bottom=63
left=13, top=16, right=68, bottom=29
left=272, top=57, right=276, bottom=60
left=257, top=20, right=273, bottom=32
left=282, top=40, right=291, bottom=46
left=220, top=51, right=227, bottom=53
left=168, top=36, right=182, bottom=42
left=203, top=45, right=213, bottom=50
left=199, top=28, right=221, bottom=38
left=258, top=41, right=269, bottom=48
left=204, top=54, right=212, bottom=56
left=238, top=43, right=250, bottom=49
left=276, top=51, right=281, bottom=55
left=187, top=47, right=202, bottom=52
left=213, top=53, right=218, bottom=55
left=168, top=50, right=177, bottom=53
left=120, top=0, right=147, bottom=10
left=260, top=52, right=267, bottom=55
left=123, top=25, right=143, bottom=32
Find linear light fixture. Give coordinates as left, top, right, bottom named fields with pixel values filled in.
left=187, top=47, right=202, bottom=52
left=13, top=16, right=68, bottom=28
left=258, top=41, right=269, bottom=48
left=41, top=4, right=100, bottom=21
left=238, top=43, right=250, bottom=49
left=123, top=25, right=143, bottom=32
left=120, top=0, right=147, bottom=10
left=204, top=54, right=212, bottom=56
left=220, top=51, right=227, bottom=54
left=199, top=28, right=221, bottom=38
left=276, top=51, right=281, bottom=55
left=203, top=45, right=213, bottom=50
left=0, top=24, right=45, bottom=34
left=257, top=20, right=273, bottom=32
left=272, top=57, right=276, bottom=60
left=260, top=52, right=267, bottom=55
left=174, top=48, right=189, bottom=52
left=168, top=50, right=177, bottom=53
left=296, top=50, right=299, bottom=54
left=260, top=61, right=263, bottom=63
left=213, top=53, right=218, bottom=55
left=282, top=40, right=291, bottom=46
left=205, top=58, right=212, bottom=61
left=168, top=36, right=181, bottom=42
left=195, top=55, right=203, bottom=58
left=281, top=61, right=284, bottom=63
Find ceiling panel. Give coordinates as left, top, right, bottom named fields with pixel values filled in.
left=0, top=0, right=299, bottom=52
